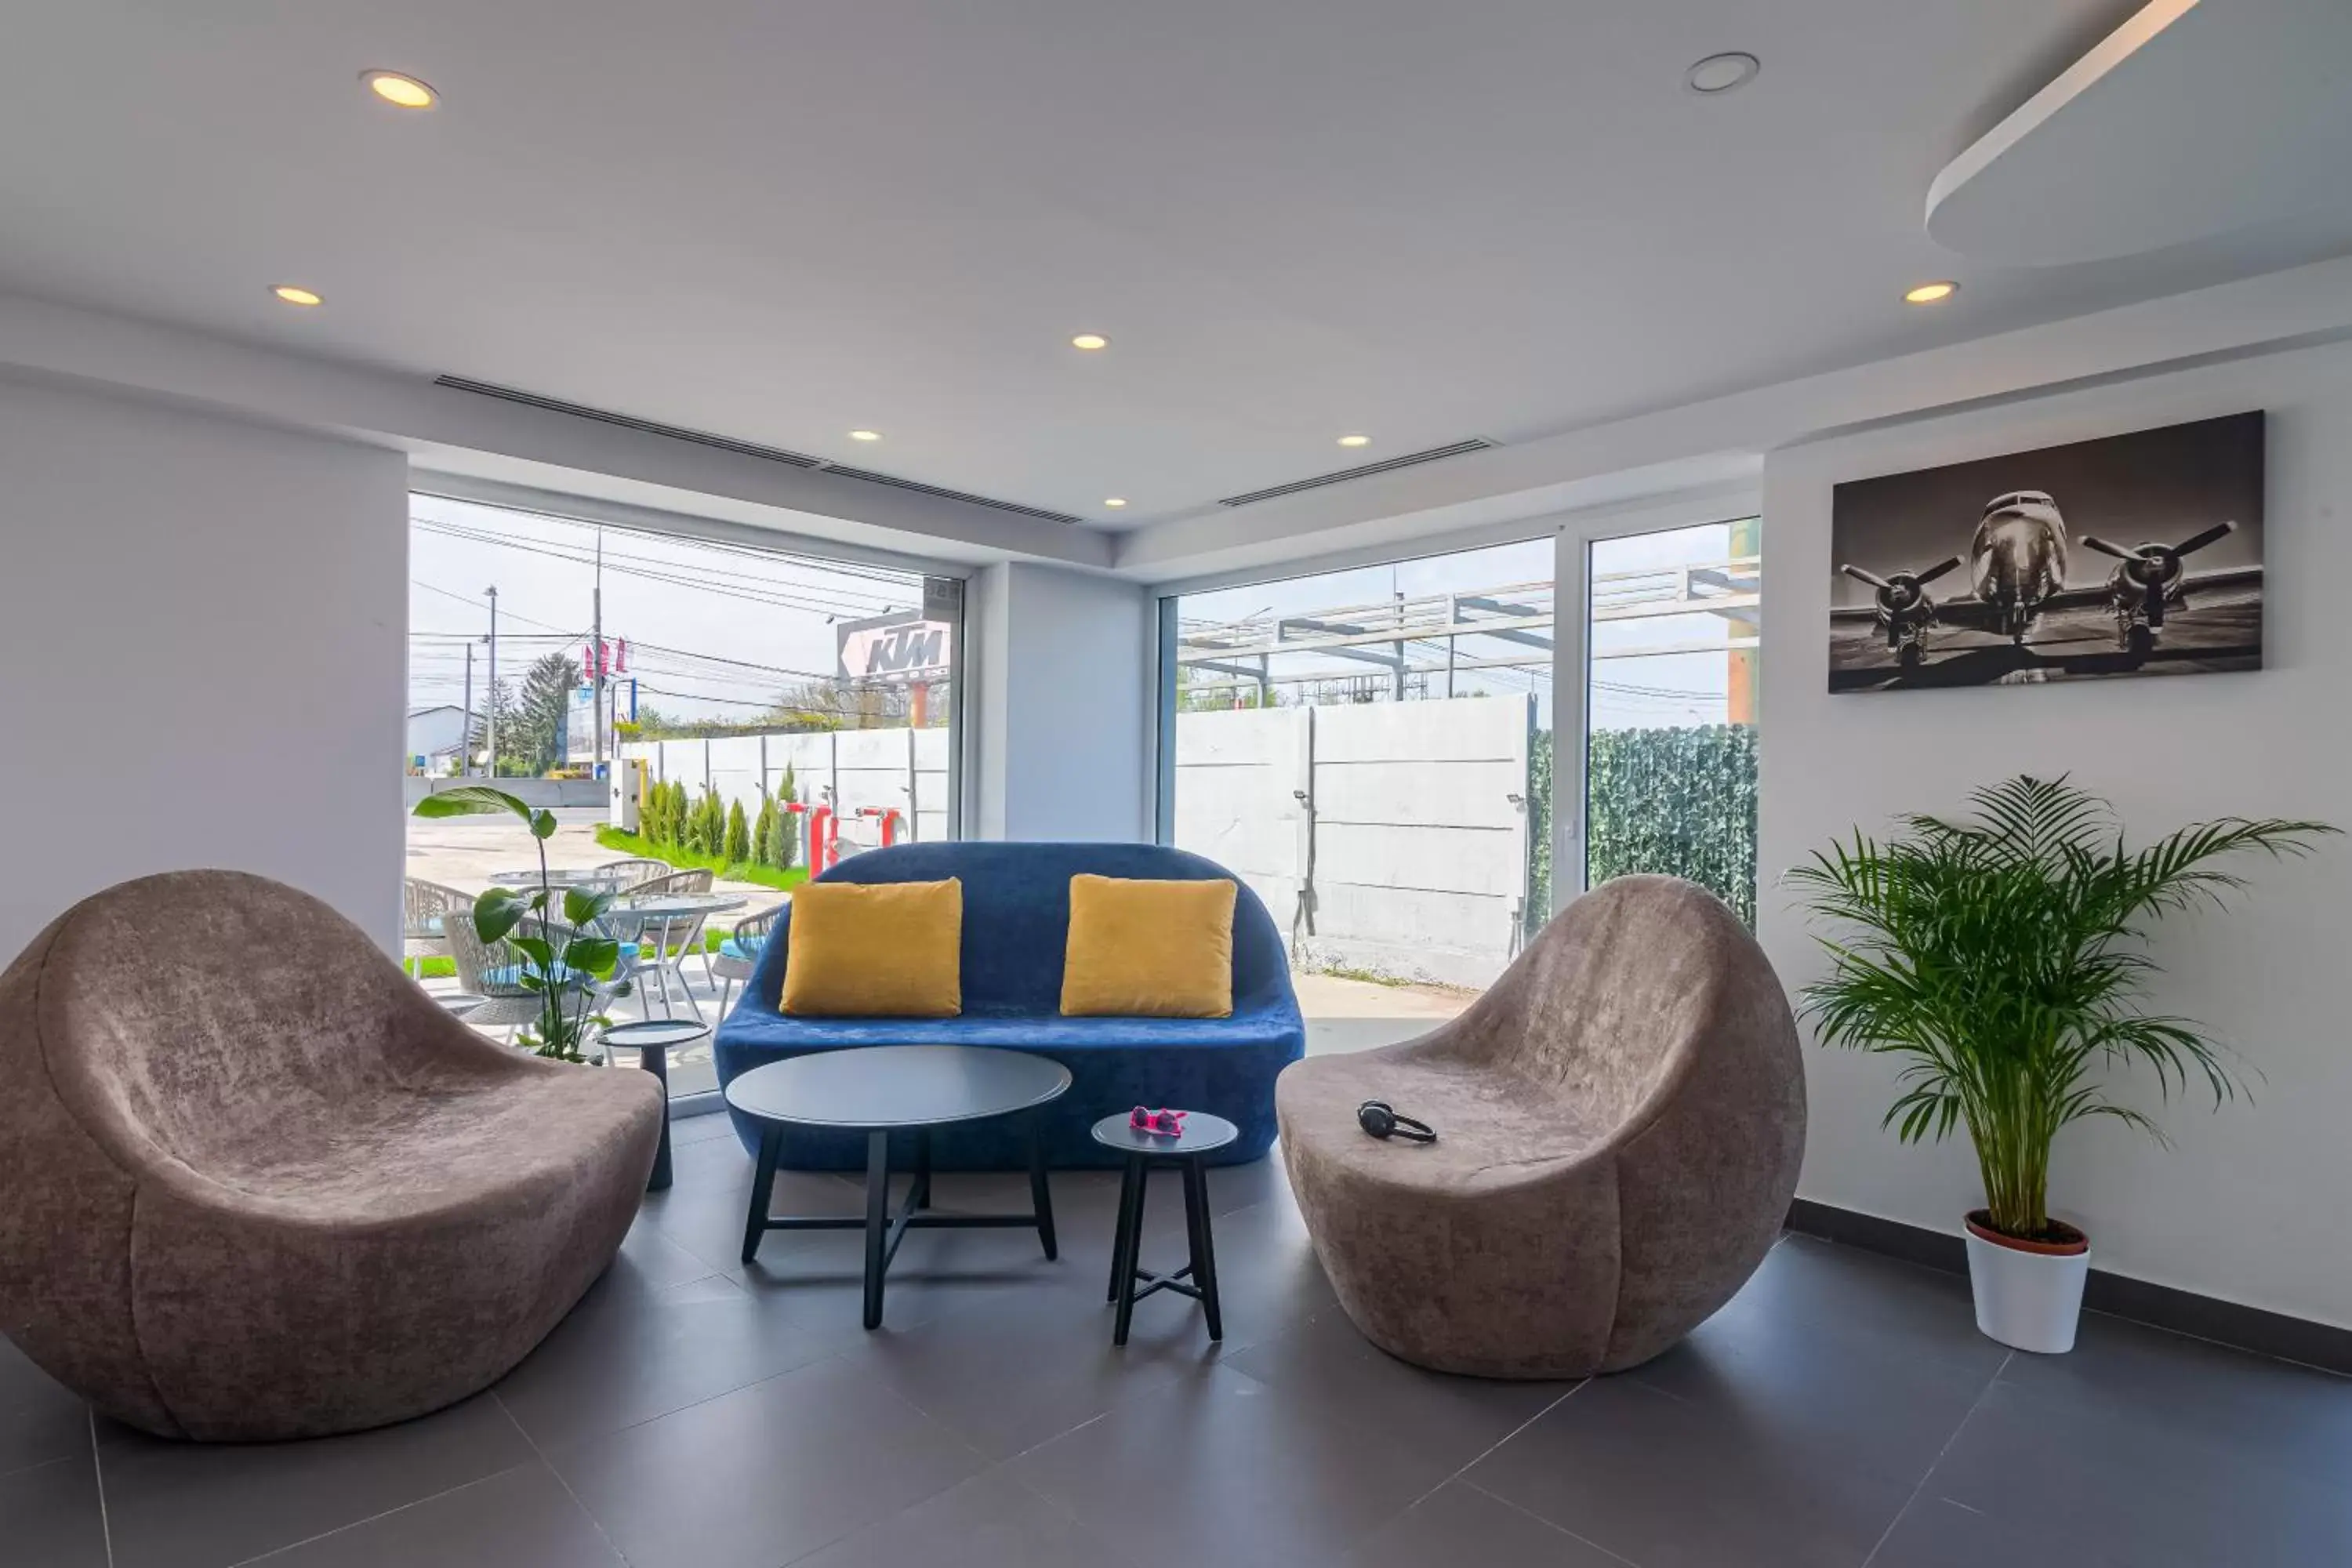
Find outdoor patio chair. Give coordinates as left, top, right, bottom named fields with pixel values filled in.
left=401, top=877, right=466, bottom=979
left=441, top=902, right=602, bottom=1043
left=711, top=905, right=779, bottom=1017
left=593, top=857, right=670, bottom=892
left=617, top=868, right=717, bottom=1018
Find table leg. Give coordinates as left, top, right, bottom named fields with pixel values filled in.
left=1109, top=1156, right=1140, bottom=1302
left=740, top=1123, right=781, bottom=1263
left=1028, top=1113, right=1058, bottom=1261
left=1181, top=1158, right=1224, bottom=1342
left=862, top=1129, right=891, bottom=1330
left=642, top=1044, right=673, bottom=1191
left=1112, top=1153, right=1149, bottom=1346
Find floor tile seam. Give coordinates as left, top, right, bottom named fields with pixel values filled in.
left=90, top=1407, right=115, bottom=1568
left=0, top=1444, right=95, bottom=1485
left=1455, top=1475, right=1646, bottom=1568
left=1348, top=1376, right=1594, bottom=1551
left=764, top=1385, right=1000, bottom=1568
left=491, top=1388, right=639, bottom=1568
left=211, top=1456, right=548, bottom=1568
left=1857, top=1348, right=2013, bottom=1568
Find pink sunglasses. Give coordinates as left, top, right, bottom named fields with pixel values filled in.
left=1130, top=1105, right=1188, bottom=1137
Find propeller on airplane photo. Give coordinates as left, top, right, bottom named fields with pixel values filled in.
left=2080, top=521, right=2236, bottom=628
left=1841, top=555, right=1963, bottom=616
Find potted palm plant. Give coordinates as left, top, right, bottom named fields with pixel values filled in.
left=1790, top=775, right=2329, bottom=1353
left=412, top=786, right=630, bottom=1062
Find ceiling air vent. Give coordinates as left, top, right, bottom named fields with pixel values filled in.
left=431, top=376, right=1083, bottom=523
left=431, top=376, right=825, bottom=468
left=820, top=467, right=1081, bottom=524
left=1217, top=438, right=1498, bottom=509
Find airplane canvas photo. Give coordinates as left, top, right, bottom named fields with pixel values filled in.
left=1828, top=411, right=2264, bottom=691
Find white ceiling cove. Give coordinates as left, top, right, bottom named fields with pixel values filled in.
left=3, top=0, right=2349, bottom=530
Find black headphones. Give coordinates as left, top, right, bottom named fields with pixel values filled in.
left=1356, top=1100, right=1436, bottom=1143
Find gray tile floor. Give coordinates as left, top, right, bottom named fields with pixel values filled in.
left=8, top=1112, right=2350, bottom=1568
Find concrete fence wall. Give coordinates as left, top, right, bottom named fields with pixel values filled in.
left=1172, top=695, right=1536, bottom=989
left=619, top=728, right=951, bottom=854
left=617, top=700, right=1533, bottom=985
left=404, top=776, right=606, bottom=809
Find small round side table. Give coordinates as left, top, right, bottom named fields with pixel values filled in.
left=1093, top=1110, right=1237, bottom=1345
left=599, top=1018, right=708, bottom=1191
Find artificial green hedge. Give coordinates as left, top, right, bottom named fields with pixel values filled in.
left=1529, top=724, right=1757, bottom=930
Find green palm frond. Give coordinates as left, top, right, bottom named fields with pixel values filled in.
left=1788, top=775, right=2331, bottom=1240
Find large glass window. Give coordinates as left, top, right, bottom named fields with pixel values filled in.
left=403, top=495, right=960, bottom=1097
left=1163, top=538, right=1553, bottom=1054
left=1577, top=517, right=1759, bottom=924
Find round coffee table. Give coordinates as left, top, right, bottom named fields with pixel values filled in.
left=725, top=1046, right=1073, bottom=1329
left=600, top=1018, right=710, bottom=1191
left=1094, top=1110, right=1237, bottom=1345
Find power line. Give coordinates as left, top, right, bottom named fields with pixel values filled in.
left=412, top=519, right=908, bottom=619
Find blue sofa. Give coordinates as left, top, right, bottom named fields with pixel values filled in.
left=714, top=841, right=1305, bottom=1171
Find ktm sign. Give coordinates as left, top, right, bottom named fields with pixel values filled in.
left=837, top=611, right=953, bottom=684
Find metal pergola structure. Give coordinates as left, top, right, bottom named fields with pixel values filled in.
left=1176, top=557, right=1759, bottom=703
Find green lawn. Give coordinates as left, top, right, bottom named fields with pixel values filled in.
left=593, top=826, right=811, bottom=893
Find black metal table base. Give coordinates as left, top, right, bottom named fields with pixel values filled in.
left=1108, top=1151, right=1223, bottom=1345
left=740, top=1116, right=1058, bottom=1330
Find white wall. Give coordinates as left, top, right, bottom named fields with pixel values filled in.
left=1758, top=338, right=2352, bottom=1330
left=967, top=562, right=1151, bottom=841
left=0, top=378, right=408, bottom=957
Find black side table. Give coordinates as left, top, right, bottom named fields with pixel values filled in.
left=1093, top=1110, right=1237, bottom=1345
left=600, top=1018, right=708, bottom=1191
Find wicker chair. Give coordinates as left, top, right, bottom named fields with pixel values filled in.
left=401, top=878, right=466, bottom=978
left=593, top=858, right=670, bottom=892
left=711, top=906, right=780, bottom=1017
left=440, top=902, right=575, bottom=1041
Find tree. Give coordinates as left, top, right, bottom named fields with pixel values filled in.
left=512, top=652, right=579, bottom=775
left=724, top=799, right=752, bottom=864
left=465, top=680, right=516, bottom=775
left=752, top=795, right=778, bottom=869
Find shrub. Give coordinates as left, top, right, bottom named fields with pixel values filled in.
left=752, top=795, right=778, bottom=868
left=724, top=799, right=752, bottom=865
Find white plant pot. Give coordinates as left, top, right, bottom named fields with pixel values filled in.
left=1963, top=1216, right=2089, bottom=1354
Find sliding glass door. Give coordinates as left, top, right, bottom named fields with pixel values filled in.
left=1561, top=516, right=1759, bottom=924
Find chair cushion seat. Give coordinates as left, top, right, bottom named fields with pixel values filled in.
left=1275, top=1051, right=1606, bottom=1196
left=718, top=935, right=766, bottom=961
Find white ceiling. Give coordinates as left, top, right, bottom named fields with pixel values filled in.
left=5, top=0, right=2349, bottom=532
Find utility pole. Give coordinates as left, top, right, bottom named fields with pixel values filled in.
left=485, top=586, right=499, bottom=779
left=590, top=528, right=604, bottom=776
left=461, top=642, right=475, bottom=778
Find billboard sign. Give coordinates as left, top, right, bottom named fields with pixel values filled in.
left=837, top=609, right=953, bottom=685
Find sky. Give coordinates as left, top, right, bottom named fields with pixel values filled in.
left=408, top=499, right=1755, bottom=738
left=1175, top=523, right=1749, bottom=731
left=405, top=496, right=930, bottom=724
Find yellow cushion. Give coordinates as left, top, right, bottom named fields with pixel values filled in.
left=1060, top=874, right=1236, bottom=1018
left=781, top=879, right=962, bottom=1017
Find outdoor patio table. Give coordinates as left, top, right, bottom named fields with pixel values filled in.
left=485, top=867, right=630, bottom=890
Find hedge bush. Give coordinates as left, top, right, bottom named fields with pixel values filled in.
left=1529, top=724, right=1758, bottom=930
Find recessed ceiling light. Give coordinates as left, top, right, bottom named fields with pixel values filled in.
left=1337, top=434, right=1370, bottom=448
left=848, top=429, right=882, bottom=441
left=270, top=284, right=324, bottom=307
left=1904, top=280, right=1959, bottom=304
left=1070, top=333, right=1110, bottom=350
left=361, top=70, right=438, bottom=109
left=1685, top=52, right=1760, bottom=95
left=1103, top=497, right=1128, bottom=508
